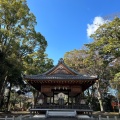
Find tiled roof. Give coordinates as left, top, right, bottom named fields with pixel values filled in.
left=24, top=58, right=98, bottom=81
left=24, top=74, right=97, bottom=80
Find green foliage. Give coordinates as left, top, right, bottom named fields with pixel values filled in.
left=111, top=72, right=120, bottom=93
left=64, top=17, right=120, bottom=111
left=114, top=72, right=120, bottom=81
left=0, top=0, right=53, bottom=106
left=88, top=17, right=120, bottom=60
left=24, top=52, right=54, bottom=75
left=64, top=49, right=88, bottom=74
left=86, top=17, right=120, bottom=96
left=85, top=18, right=120, bottom=81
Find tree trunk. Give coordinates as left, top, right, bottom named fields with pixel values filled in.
left=33, top=90, right=39, bottom=105
left=0, top=77, right=3, bottom=104
left=0, top=75, right=8, bottom=108
left=98, top=97, right=104, bottom=112
left=6, top=82, right=12, bottom=111
left=116, top=93, right=120, bottom=114
left=35, top=91, right=39, bottom=105
left=97, top=81, right=104, bottom=112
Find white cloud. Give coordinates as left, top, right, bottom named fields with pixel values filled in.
left=87, top=16, right=108, bottom=37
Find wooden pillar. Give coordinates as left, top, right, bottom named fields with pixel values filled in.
left=82, top=91, right=84, bottom=98
left=71, top=96, right=73, bottom=104
left=68, top=91, right=69, bottom=105
left=71, top=96, right=74, bottom=108
left=50, top=96, right=51, bottom=104
left=53, top=90, right=54, bottom=104
left=75, top=94, right=78, bottom=104
left=75, top=96, right=77, bottom=104
left=79, top=93, right=81, bottom=104
left=88, top=88, right=90, bottom=96
left=44, top=94, right=47, bottom=105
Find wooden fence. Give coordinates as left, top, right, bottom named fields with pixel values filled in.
left=0, top=116, right=15, bottom=120
left=98, top=115, right=119, bottom=120
left=78, top=116, right=119, bottom=120
left=0, top=115, right=120, bottom=120
left=0, top=115, right=30, bottom=120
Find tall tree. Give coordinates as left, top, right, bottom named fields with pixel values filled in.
left=64, top=48, right=110, bottom=111
left=0, top=0, right=47, bottom=106
left=64, top=18, right=120, bottom=111
left=85, top=17, right=120, bottom=111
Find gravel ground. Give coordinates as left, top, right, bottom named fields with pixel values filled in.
left=0, top=111, right=120, bottom=120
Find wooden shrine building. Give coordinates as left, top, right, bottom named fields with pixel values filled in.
left=24, top=58, right=98, bottom=116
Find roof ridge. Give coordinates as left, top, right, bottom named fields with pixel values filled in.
left=43, top=58, right=80, bottom=75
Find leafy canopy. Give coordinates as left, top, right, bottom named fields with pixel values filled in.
left=0, top=0, right=49, bottom=96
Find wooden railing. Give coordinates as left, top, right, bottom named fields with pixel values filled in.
left=31, top=104, right=91, bottom=110
left=0, top=115, right=119, bottom=120
left=29, top=104, right=93, bottom=116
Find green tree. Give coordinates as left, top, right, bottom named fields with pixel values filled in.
left=64, top=18, right=120, bottom=111
left=84, top=17, right=120, bottom=111
left=64, top=49, right=88, bottom=74
left=0, top=0, right=47, bottom=107
left=64, top=48, right=110, bottom=111
left=110, top=72, right=120, bottom=113
left=24, top=52, right=54, bottom=75
left=88, top=17, right=120, bottom=62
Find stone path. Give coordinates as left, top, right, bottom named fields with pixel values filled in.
left=44, top=118, right=78, bottom=120
left=24, top=117, right=78, bottom=120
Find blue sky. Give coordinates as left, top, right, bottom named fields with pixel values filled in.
left=27, top=0, right=120, bottom=65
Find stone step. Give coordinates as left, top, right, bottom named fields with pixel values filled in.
left=46, top=117, right=78, bottom=120
left=46, top=110, right=77, bottom=117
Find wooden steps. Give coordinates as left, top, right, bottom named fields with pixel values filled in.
left=46, top=110, right=77, bottom=117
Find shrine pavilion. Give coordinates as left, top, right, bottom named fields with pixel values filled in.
left=24, top=58, right=98, bottom=116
